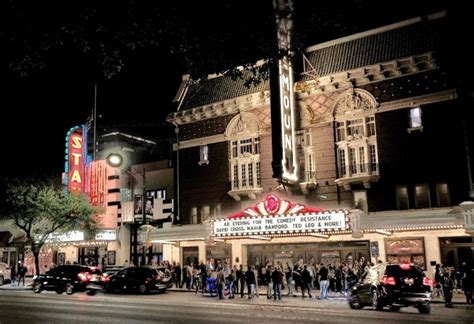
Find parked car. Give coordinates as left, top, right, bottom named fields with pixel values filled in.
left=33, top=265, right=103, bottom=295
left=349, top=263, right=432, bottom=313
left=85, top=271, right=110, bottom=295
left=104, top=266, right=169, bottom=294
left=0, top=262, right=11, bottom=285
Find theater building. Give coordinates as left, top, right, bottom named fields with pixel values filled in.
left=155, top=11, right=474, bottom=275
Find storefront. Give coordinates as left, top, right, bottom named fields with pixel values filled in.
left=247, top=241, right=369, bottom=269
left=150, top=194, right=472, bottom=279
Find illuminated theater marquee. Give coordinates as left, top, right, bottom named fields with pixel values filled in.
left=211, top=194, right=350, bottom=237
left=213, top=211, right=348, bottom=237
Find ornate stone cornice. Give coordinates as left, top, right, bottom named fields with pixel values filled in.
left=377, top=89, right=457, bottom=113
left=296, top=52, right=437, bottom=98
left=167, top=91, right=270, bottom=125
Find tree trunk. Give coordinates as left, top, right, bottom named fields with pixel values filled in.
left=33, top=250, right=40, bottom=276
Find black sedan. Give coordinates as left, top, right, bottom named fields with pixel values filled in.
left=104, top=266, right=169, bottom=294
left=33, top=265, right=102, bottom=295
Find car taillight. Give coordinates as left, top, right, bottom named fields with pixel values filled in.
left=423, top=277, right=432, bottom=286
left=399, top=264, right=411, bottom=270
left=78, top=272, right=89, bottom=282
left=155, top=274, right=161, bottom=281
left=382, top=275, right=397, bottom=285
left=103, top=275, right=110, bottom=283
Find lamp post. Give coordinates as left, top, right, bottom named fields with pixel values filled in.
left=107, top=153, right=148, bottom=266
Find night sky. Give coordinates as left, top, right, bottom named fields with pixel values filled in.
left=0, top=0, right=458, bottom=178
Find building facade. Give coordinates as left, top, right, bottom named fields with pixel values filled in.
left=159, top=11, right=474, bottom=275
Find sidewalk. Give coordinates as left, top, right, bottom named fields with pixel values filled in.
left=0, top=276, right=34, bottom=291
left=168, top=285, right=469, bottom=305
left=1, top=279, right=469, bottom=305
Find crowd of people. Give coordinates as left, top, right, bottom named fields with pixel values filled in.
left=151, top=256, right=473, bottom=306
left=433, top=262, right=473, bottom=307
left=159, top=256, right=374, bottom=301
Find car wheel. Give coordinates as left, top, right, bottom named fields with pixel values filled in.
left=56, top=286, right=64, bottom=294
left=86, top=290, right=97, bottom=296
left=390, top=306, right=401, bottom=311
left=138, top=284, right=147, bottom=294
left=33, top=283, right=42, bottom=293
left=349, top=297, right=362, bottom=309
left=418, top=304, right=430, bottom=314
left=0, top=275, right=4, bottom=286
left=158, top=288, right=167, bottom=294
left=66, top=284, right=74, bottom=295
left=372, top=290, right=383, bottom=311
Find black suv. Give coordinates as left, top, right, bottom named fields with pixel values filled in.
left=33, top=265, right=102, bottom=295
left=348, top=263, right=432, bottom=313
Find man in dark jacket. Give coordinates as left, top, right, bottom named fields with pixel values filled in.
left=272, top=266, right=283, bottom=300
left=236, top=265, right=245, bottom=298
left=301, top=265, right=312, bottom=298
left=245, top=266, right=255, bottom=299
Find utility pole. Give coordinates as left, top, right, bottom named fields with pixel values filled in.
left=141, top=168, right=147, bottom=265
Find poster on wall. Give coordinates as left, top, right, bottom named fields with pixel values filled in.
left=58, top=253, right=65, bottom=266
left=385, top=237, right=426, bottom=270
left=107, top=251, right=116, bottom=265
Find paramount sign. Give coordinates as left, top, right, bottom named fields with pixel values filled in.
left=212, top=211, right=349, bottom=237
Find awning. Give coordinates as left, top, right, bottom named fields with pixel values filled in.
left=148, top=224, right=206, bottom=243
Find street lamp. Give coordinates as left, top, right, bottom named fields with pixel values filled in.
left=106, top=152, right=147, bottom=266
left=107, top=153, right=123, bottom=167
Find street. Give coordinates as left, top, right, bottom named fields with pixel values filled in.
left=0, top=290, right=472, bottom=324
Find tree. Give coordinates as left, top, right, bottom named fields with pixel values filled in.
left=0, top=179, right=100, bottom=275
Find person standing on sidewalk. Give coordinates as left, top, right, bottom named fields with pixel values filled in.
left=318, top=263, right=329, bottom=300
left=301, top=265, right=312, bottom=298
left=442, top=266, right=454, bottom=308
left=17, top=262, right=26, bottom=286
left=10, top=262, right=16, bottom=287
left=272, top=266, right=283, bottom=300
left=285, top=263, right=293, bottom=297
left=237, top=265, right=245, bottom=298
left=245, top=266, right=255, bottom=299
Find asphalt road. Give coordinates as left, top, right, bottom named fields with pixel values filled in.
left=0, top=290, right=472, bottom=324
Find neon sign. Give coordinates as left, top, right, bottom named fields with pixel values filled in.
left=65, top=126, right=86, bottom=193
left=275, top=0, right=298, bottom=182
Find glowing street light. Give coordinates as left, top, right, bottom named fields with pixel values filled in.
left=106, top=153, right=123, bottom=167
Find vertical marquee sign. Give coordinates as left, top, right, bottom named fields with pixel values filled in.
left=274, top=0, right=298, bottom=182
left=65, top=126, right=87, bottom=194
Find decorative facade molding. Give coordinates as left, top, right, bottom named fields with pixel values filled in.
left=377, top=89, right=457, bottom=113
left=333, top=88, right=378, bottom=117
left=296, top=52, right=437, bottom=97
left=167, top=91, right=270, bottom=125
left=225, top=112, right=262, bottom=138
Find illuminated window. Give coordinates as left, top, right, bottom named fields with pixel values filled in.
left=415, top=184, right=431, bottom=208
left=297, top=131, right=316, bottom=182
left=396, top=186, right=409, bottom=210
left=191, top=207, right=198, bottom=224
left=408, top=107, right=423, bottom=132
left=199, top=145, right=209, bottom=165
left=229, top=137, right=261, bottom=191
left=436, top=183, right=450, bottom=207
left=335, top=115, right=378, bottom=179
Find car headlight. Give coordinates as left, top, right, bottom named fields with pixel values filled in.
left=33, top=275, right=37, bottom=280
